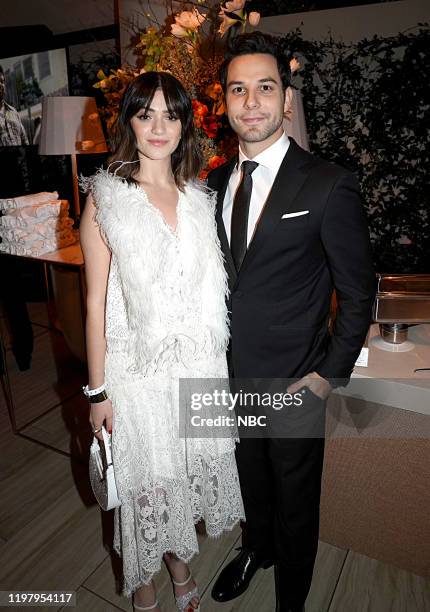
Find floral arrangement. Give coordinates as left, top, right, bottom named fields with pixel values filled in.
left=94, top=1, right=295, bottom=176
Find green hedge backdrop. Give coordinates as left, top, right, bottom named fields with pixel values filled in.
left=280, top=25, right=429, bottom=272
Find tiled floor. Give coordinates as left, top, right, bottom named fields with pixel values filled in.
left=1, top=305, right=429, bottom=611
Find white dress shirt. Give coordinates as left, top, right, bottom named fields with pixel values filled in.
left=223, top=132, right=290, bottom=246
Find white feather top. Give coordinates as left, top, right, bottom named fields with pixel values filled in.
left=81, top=169, right=229, bottom=375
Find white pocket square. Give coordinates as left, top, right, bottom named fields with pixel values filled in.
left=281, top=210, right=309, bottom=219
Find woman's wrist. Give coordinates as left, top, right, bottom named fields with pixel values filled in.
left=83, top=383, right=108, bottom=403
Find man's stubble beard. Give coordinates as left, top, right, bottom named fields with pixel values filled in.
left=234, top=114, right=284, bottom=144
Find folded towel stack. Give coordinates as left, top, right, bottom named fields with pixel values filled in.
left=0, top=192, right=77, bottom=256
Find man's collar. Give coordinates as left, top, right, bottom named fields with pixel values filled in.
left=237, top=132, right=290, bottom=172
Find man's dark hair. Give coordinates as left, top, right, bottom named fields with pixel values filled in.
left=219, top=32, right=291, bottom=92
left=0, top=65, right=4, bottom=76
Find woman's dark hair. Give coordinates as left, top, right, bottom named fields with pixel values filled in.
left=108, top=71, right=201, bottom=189
left=219, top=32, right=291, bottom=93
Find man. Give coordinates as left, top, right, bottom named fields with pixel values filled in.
left=0, top=65, right=29, bottom=146
left=208, top=32, right=376, bottom=611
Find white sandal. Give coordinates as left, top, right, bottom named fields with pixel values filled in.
left=172, top=573, right=200, bottom=612
left=133, top=597, right=160, bottom=611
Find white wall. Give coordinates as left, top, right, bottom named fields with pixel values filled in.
left=3, top=0, right=427, bottom=45
left=119, top=0, right=175, bottom=64
left=118, top=0, right=429, bottom=65
left=258, top=0, right=429, bottom=42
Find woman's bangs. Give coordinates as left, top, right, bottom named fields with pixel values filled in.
left=161, top=79, right=187, bottom=122
left=132, top=82, right=158, bottom=117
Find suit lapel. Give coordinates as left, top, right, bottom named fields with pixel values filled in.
left=213, top=157, right=237, bottom=286
left=238, top=138, right=313, bottom=278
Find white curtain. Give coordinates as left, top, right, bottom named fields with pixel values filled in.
left=284, top=89, right=309, bottom=151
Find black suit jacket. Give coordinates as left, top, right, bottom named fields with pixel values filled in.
left=207, top=138, right=376, bottom=382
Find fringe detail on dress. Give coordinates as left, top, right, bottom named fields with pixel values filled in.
left=80, top=170, right=230, bottom=374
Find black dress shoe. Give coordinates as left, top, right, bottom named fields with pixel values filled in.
left=211, top=547, right=274, bottom=602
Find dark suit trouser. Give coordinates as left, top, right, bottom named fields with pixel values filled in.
left=235, top=433, right=325, bottom=610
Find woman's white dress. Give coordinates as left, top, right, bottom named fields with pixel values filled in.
left=85, top=170, right=244, bottom=596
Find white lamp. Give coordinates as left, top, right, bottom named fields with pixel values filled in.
left=38, top=96, right=108, bottom=217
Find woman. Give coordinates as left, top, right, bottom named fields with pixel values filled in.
left=80, top=71, right=244, bottom=612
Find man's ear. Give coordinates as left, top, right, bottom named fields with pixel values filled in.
left=284, top=86, right=293, bottom=120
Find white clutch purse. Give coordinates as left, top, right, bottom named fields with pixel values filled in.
left=89, top=426, right=121, bottom=511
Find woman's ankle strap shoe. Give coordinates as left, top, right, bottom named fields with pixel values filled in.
left=171, top=571, right=200, bottom=611
left=133, top=599, right=159, bottom=611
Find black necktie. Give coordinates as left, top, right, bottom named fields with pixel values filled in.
left=230, top=160, right=258, bottom=272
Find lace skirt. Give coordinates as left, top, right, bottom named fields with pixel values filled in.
left=105, top=349, right=245, bottom=596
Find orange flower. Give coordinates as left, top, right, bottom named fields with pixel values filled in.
left=218, top=12, right=238, bottom=36
left=192, top=100, right=220, bottom=137
left=208, top=155, right=227, bottom=169
left=205, top=83, right=225, bottom=116
left=202, top=114, right=219, bottom=138
left=248, top=11, right=260, bottom=26
left=224, top=0, right=246, bottom=10
left=205, top=82, right=223, bottom=100
left=290, top=58, right=300, bottom=74
left=192, top=99, right=209, bottom=129
left=171, top=9, right=206, bottom=37
left=218, top=1, right=247, bottom=36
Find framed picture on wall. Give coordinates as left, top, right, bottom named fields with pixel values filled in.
left=0, top=48, right=69, bottom=147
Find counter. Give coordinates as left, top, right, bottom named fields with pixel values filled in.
left=339, top=323, right=430, bottom=416
left=320, top=323, right=430, bottom=579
